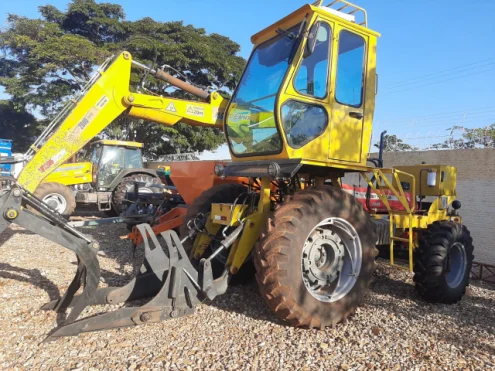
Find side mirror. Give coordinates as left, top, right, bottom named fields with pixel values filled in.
left=304, top=22, right=320, bottom=58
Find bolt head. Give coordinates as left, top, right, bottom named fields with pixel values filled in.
left=170, top=310, right=178, bottom=318
left=12, top=189, right=21, bottom=197
left=128, top=94, right=135, bottom=103
left=5, top=208, right=18, bottom=220
left=123, top=52, right=130, bottom=60
left=140, top=312, right=151, bottom=322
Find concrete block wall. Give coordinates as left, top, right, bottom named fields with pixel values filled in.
left=344, top=149, right=495, bottom=264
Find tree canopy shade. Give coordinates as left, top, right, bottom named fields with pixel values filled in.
left=0, top=0, right=246, bottom=159
left=0, top=101, right=38, bottom=153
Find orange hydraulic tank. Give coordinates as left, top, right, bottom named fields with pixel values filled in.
left=169, top=161, right=245, bottom=205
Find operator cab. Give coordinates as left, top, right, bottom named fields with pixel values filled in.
left=89, top=140, right=144, bottom=190
left=224, top=0, right=379, bottom=173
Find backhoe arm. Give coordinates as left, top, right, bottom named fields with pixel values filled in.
left=18, top=52, right=227, bottom=193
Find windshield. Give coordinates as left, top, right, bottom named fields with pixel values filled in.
left=226, top=24, right=302, bottom=156
left=96, top=146, right=143, bottom=187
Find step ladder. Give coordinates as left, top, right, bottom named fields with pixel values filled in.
left=363, top=168, right=416, bottom=271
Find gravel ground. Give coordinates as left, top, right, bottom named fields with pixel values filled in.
left=0, top=219, right=494, bottom=370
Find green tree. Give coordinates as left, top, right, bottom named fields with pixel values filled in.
left=0, top=101, right=38, bottom=152
left=432, top=125, right=495, bottom=149
left=374, top=134, right=417, bottom=152
left=0, top=0, right=246, bottom=159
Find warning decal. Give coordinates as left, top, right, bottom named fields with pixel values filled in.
left=166, top=102, right=177, bottom=113
left=186, top=105, right=205, bottom=118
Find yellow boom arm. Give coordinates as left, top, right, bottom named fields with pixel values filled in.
left=18, top=52, right=227, bottom=192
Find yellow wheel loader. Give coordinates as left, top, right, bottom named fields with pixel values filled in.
left=0, top=0, right=473, bottom=341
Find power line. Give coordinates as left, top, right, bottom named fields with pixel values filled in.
left=380, top=65, right=495, bottom=95
left=377, top=106, right=495, bottom=125
left=382, top=57, right=495, bottom=89
left=382, top=113, right=495, bottom=129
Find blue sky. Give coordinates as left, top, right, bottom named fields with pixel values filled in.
left=1, top=0, right=495, bottom=157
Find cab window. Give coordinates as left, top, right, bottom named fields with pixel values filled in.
left=294, top=22, right=331, bottom=99
left=335, top=30, right=366, bottom=107
left=282, top=100, right=328, bottom=148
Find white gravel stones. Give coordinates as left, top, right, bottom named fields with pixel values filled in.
left=0, top=220, right=494, bottom=370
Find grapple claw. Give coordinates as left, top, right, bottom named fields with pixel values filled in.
left=1, top=187, right=228, bottom=340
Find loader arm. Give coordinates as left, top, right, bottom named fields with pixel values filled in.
left=18, top=51, right=227, bottom=193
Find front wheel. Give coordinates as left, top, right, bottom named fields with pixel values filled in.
left=413, top=221, right=474, bottom=304
left=32, top=182, right=77, bottom=218
left=254, top=186, right=377, bottom=328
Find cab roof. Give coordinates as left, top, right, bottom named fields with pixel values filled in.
left=92, top=140, right=143, bottom=148
left=251, top=1, right=380, bottom=45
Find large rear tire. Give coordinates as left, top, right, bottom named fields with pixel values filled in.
left=254, top=186, right=377, bottom=328
left=32, top=182, right=76, bottom=218
left=110, top=174, right=159, bottom=216
left=413, top=221, right=474, bottom=304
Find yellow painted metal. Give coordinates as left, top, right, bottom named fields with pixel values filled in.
left=363, top=166, right=459, bottom=271
left=393, top=165, right=457, bottom=197
left=18, top=53, right=133, bottom=192
left=192, top=219, right=222, bottom=260
left=229, top=4, right=380, bottom=172
left=229, top=177, right=272, bottom=273
left=210, top=203, right=248, bottom=226
left=43, top=162, right=92, bottom=186
left=93, top=140, right=143, bottom=148
left=127, top=92, right=226, bottom=129
left=17, top=52, right=226, bottom=193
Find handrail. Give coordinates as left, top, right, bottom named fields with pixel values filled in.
left=312, top=0, right=368, bottom=27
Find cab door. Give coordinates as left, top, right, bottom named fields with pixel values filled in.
left=329, top=26, right=368, bottom=162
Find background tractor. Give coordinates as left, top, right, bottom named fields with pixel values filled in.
left=34, top=140, right=160, bottom=216
left=0, top=0, right=474, bottom=340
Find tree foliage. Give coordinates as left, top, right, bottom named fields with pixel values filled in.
left=0, top=0, right=246, bottom=159
left=432, top=125, right=495, bottom=149
left=0, top=101, right=38, bottom=152
left=374, top=134, right=417, bottom=152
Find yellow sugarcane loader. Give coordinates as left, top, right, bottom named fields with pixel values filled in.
left=0, top=0, right=473, bottom=341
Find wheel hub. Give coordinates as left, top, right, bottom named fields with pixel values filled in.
left=302, top=230, right=345, bottom=285
left=301, top=217, right=362, bottom=303
left=42, top=193, right=67, bottom=214
left=446, top=242, right=467, bottom=288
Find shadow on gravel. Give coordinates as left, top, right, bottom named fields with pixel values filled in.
left=0, top=226, right=36, bottom=245
left=205, top=280, right=286, bottom=327
left=370, top=269, right=495, bottom=354
left=0, top=262, right=69, bottom=325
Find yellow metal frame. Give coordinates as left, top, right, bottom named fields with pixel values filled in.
left=363, top=167, right=459, bottom=271
left=93, top=140, right=143, bottom=148
left=17, top=52, right=228, bottom=193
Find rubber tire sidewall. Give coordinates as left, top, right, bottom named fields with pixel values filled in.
left=32, top=182, right=76, bottom=218
left=111, top=174, right=159, bottom=215
left=413, top=221, right=474, bottom=304
left=255, top=186, right=377, bottom=328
